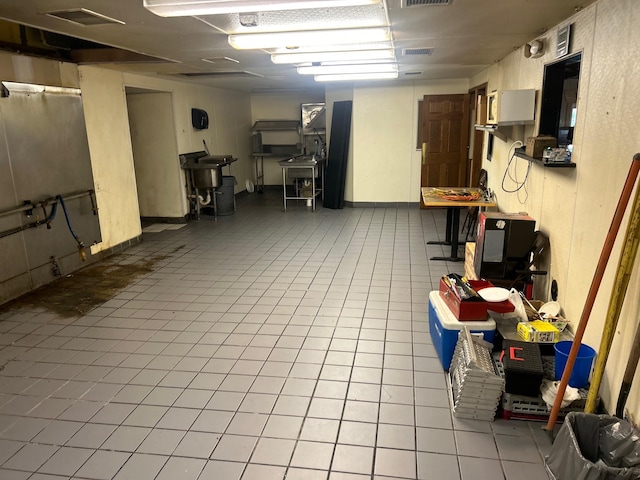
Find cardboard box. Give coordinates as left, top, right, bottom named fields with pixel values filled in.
left=439, top=278, right=515, bottom=321
left=517, top=320, right=560, bottom=343
left=525, top=135, right=557, bottom=158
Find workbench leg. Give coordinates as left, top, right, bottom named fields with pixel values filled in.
left=445, top=207, right=453, bottom=243
left=312, top=166, right=316, bottom=211
left=430, top=207, right=464, bottom=262
left=282, top=167, right=287, bottom=212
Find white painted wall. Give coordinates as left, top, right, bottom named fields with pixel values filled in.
left=122, top=73, right=253, bottom=206
left=79, top=67, right=142, bottom=254
left=81, top=68, right=253, bottom=251
left=470, top=0, right=640, bottom=422
left=332, top=79, right=469, bottom=203
left=127, top=92, right=182, bottom=219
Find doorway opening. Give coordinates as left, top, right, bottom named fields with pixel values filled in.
left=468, top=82, right=488, bottom=187
left=124, top=87, right=183, bottom=228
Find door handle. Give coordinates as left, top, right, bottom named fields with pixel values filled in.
left=422, top=142, right=428, bottom=165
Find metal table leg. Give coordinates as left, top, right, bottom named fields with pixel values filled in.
left=282, top=166, right=287, bottom=211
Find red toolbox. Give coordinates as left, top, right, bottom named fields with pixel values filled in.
left=439, top=278, right=514, bottom=321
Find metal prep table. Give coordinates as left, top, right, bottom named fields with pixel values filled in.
left=179, top=151, right=237, bottom=219
left=279, top=156, right=325, bottom=211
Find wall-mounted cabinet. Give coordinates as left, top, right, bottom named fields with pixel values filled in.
left=486, top=89, right=536, bottom=126
left=475, top=89, right=536, bottom=141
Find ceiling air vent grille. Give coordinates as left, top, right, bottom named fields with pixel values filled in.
left=402, top=47, right=434, bottom=56
left=404, top=71, right=423, bottom=76
left=45, top=8, right=125, bottom=26
left=177, top=71, right=264, bottom=78
left=403, top=0, right=451, bottom=7
left=202, top=57, right=240, bottom=65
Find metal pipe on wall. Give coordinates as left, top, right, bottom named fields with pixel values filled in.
left=0, top=189, right=96, bottom=219
left=0, top=190, right=96, bottom=239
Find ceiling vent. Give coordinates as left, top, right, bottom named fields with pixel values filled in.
left=44, top=8, right=125, bottom=26
left=177, top=71, right=264, bottom=78
left=402, top=47, right=434, bottom=56
left=202, top=57, right=240, bottom=65
left=403, top=0, right=451, bottom=7
left=403, top=71, right=423, bottom=76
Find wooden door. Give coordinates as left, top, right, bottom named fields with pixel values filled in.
left=420, top=94, right=470, bottom=206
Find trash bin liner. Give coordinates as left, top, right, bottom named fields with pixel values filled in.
left=545, top=412, right=640, bottom=480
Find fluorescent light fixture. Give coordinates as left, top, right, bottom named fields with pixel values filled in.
left=270, top=41, right=391, bottom=55
left=298, top=63, right=398, bottom=75
left=314, top=71, right=398, bottom=81
left=144, top=0, right=380, bottom=16
left=229, top=27, right=390, bottom=50
left=272, top=48, right=395, bottom=64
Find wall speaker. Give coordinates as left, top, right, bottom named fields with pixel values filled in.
left=191, top=108, right=209, bottom=130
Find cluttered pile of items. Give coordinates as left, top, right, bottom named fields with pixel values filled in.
left=430, top=272, right=592, bottom=421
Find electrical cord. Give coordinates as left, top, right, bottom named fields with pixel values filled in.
left=501, top=140, right=531, bottom=203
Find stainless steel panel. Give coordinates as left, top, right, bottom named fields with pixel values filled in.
left=0, top=106, right=29, bottom=284
left=301, top=103, right=326, bottom=135
left=0, top=85, right=101, bottom=303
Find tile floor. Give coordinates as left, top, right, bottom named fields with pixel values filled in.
left=0, top=192, right=553, bottom=480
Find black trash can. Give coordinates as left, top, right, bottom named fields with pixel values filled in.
left=217, top=176, right=236, bottom=216
left=545, top=412, right=640, bottom=480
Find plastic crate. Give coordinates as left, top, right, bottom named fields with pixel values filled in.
left=501, top=340, right=544, bottom=397
left=501, top=390, right=588, bottom=420
left=493, top=353, right=591, bottom=420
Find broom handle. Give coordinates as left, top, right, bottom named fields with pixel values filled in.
left=545, top=153, right=640, bottom=433
left=616, top=316, right=640, bottom=418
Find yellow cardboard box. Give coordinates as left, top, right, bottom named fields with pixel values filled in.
left=517, top=320, right=560, bottom=343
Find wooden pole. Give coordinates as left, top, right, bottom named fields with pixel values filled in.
left=544, top=153, right=640, bottom=434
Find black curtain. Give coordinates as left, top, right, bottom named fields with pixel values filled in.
left=323, top=100, right=352, bottom=209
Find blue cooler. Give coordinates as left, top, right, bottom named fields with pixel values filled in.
left=428, top=291, right=496, bottom=370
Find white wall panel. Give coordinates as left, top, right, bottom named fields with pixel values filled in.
left=80, top=67, right=141, bottom=253
left=475, top=0, right=640, bottom=422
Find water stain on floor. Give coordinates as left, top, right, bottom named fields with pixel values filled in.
left=1, top=245, right=184, bottom=318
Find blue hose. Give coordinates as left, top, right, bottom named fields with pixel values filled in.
left=55, top=194, right=81, bottom=243
left=45, top=201, right=58, bottom=227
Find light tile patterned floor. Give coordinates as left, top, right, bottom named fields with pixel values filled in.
left=0, top=192, right=552, bottom=480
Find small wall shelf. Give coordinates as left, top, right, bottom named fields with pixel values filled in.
left=514, top=147, right=576, bottom=168
left=475, top=124, right=509, bottom=142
